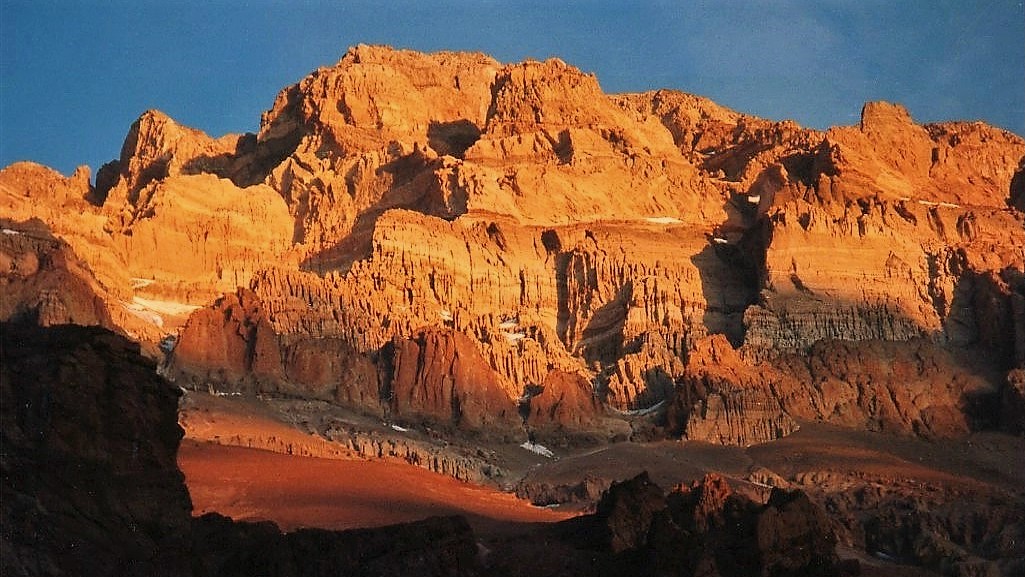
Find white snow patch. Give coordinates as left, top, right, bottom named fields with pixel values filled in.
left=438, top=309, right=453, bottom=321
left=503, top=332, right=526, bottom=343
left=747, top=195, right=761, bottom=204
left=645, top=217, right=682, bottom=224
left=498, top=320, right=518, bottom=331
left=124, top=303, right=164, bottom=328
left=2, top=228, right=21, bottom=235
left=520, top=441, right=554, bottom=458
left=712, top=237, right=729, bottom=244
left=939, top=202, right=960, bottom=208
left=613, top=400, right=666, bottom=417
left=131, top=297, right=200, bottom=317
left=391, top=424, right=409, bottom=433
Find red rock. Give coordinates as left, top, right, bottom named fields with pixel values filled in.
left=386, top=329, right=519, bottom=432
left=528, top=369, right=602, bottom=430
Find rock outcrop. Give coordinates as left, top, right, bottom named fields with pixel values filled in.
left=666, top=335, right=799, bottom=446
left=190, top=513, right=480, bottom=577
left=1, top=219, right=119, bottom=329
left=489, top=472, right=851, bottom=577
left=1, top=322, right=194, bottom=577
left=385, top=329, right=520, bottom=432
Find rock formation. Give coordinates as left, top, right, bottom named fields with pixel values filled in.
left=1, top=219, right=118, bottom=329
left=190, top=513, right=480, bottom=577
left=666, top=334, right=800, bottom=446
left=3, top=45, right=1023, bottom=446
left=8, top=43, right=1025, bottom=577
left=487, top=472, right=851, bottom=577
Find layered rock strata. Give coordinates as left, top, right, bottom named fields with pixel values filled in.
left=2, top=46, right=1023, bottom=446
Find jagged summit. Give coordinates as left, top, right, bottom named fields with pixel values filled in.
left=2, top=44, right=1023, bottom=440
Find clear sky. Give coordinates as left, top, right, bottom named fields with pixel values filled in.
left=2, top=0, right=1022, bottom=177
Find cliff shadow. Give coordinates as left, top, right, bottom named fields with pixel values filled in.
left=182, top=129, right=303, bottom=190
left=578, top=281, right=633, bottom=368
left=690, top=193, right=763, bottom=347
left=299, top=149, right=468, bottom=274
left=427, top=119, right=481, bottom=158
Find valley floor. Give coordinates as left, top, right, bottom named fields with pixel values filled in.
left=178, top=440, right=572, bottom=536
left=178, top=390, right=1025, bottom=575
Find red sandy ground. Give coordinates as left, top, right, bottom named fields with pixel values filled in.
left=177, top=392, right=573, bottom=534
left=178, top=439, right=572, bottom=535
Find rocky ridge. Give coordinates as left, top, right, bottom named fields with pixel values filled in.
left=1, top=45, right=1023, bottom=447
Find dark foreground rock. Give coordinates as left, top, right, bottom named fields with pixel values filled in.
left=485, top=472, right=854, bottom=577
left=0, top=322, right=480, bottom=577
left=2, top=322, right=850, bottom=577
left=1, top=322, right=192, bottom=577
left=191, top=513, right=478, bottom=577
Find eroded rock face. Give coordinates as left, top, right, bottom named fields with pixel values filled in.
left=169, top=288, right=282, bottom=387
left=774, top=339, right=995, bottom=436
left=4, top=46, right=1024, bottom=446
left=0, top=218, right=169, bottom=345
left=0, top=162, right=132, bottom=301
left=1, top=220, right=117, bottom=328
left=666, top=335, right=799, bottom=447
left=386, top=329, right=520, bottom=432
left=527, top=369, right=603, bottom=431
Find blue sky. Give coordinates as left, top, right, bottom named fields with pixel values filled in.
left=2, top=0, right=1022, bottom=177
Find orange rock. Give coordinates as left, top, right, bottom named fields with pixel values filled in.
left=4, top=46, right=1024, bottom=445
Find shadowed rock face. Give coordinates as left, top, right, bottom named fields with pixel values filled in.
left=190, top=513, right=480, bottom=577
left=596, top=472, right=845, bottom=577
left=1, top=322, right=193, bottom=577
left=486, top=472, right=850, bottom=577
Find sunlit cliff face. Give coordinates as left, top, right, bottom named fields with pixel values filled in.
left=2, top=45, right=1024, bottom=577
